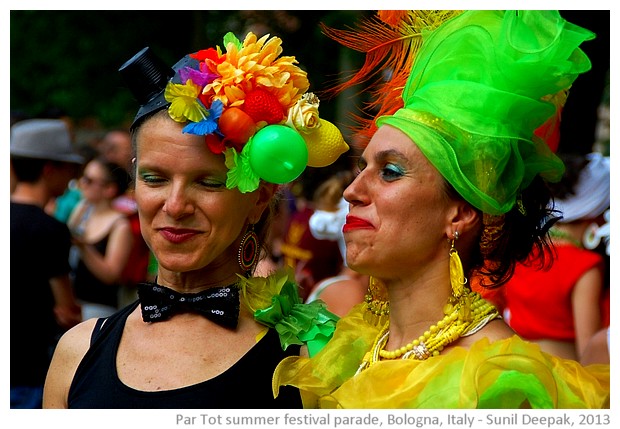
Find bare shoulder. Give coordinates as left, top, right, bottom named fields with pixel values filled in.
left=482, top=318, right=516, bottom=339
left=457, top=318, right=516, bottom=348
left=110, top=213, right=132, bottom=233
left=56, top=317, right=99, bottom=359
left=320, top=278, right=366, bottom=301
left=317, top=278, right=366, bottom=317
left=43, top=318, right=98, bottom=408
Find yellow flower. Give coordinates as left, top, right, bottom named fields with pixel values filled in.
left=203, top=32, right=309, bottom=112
left=165, top=80, right=208, bottom=123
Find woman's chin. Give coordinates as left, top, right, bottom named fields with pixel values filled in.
left=155, top=255, right=201, bottom=274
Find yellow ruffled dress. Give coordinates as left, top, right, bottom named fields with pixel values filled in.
left=273, top=304, right=610, bottom=409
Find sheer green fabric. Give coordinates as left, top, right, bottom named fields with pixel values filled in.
left=238, top=268, right=339, bottom=354
left=377, top=10, right=594, bottom=215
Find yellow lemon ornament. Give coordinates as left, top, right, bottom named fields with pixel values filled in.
left=301, top=119, right=349, bottom=167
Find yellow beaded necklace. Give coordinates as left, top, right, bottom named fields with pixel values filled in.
left=357, top=287, right=499, bottom=373
left=357, top=234, right=500, bottom=373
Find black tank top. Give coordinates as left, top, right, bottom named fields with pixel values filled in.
left=68, top=302, right=302, bottom=408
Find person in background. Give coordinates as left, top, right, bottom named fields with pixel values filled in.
left=10, top=159, right=18, bottom=194
left=100, top=128, right=133, bottom=173
left=100, top=127, right=155, bottom=306
left=306, top=170, right=367, bottom=317
left=52, top=145, right=98, bottom=224
left=43, top=31, right=343, bottom=408
left=580, top=326, right=610, bottom=365
left=274, top=10, right=609, bottom=408
left=497, top=152, right=609, bottom=361
left=279, top=170, right=344, bottom=300
left=67, top=156, right=134, bottom=319
left=10, top=118, right=83, bottom=408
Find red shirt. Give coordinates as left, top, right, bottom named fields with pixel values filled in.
left=502, top=244, right=603, bottom=341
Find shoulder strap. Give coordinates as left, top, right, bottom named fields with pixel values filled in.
left=90, top=317, right=107, bottom=346
left=89, top=301, right=139, bottom=346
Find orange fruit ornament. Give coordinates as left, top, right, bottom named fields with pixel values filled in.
left=218, top=107, right=257, bottom=148
left=243, top=88, right=284, bottom=125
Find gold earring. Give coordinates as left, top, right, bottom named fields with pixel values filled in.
left=364, top=276, right=390, bottom=327
left=449, top=231, right=467, bottom=300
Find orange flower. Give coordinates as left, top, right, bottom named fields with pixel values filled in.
left=203, top=33, right=309, bottom=114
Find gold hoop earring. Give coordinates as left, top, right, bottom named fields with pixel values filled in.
left=238, top=224, right=259, bottom=276
left=449, top=231, right=467, bottom=300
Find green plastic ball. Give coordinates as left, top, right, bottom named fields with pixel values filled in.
left=248, top=125, right=308, bottom=184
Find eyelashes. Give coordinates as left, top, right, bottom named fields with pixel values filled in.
left=137, top=171, right=226, bottom=190
left=138, top=172, right=163, bottom=184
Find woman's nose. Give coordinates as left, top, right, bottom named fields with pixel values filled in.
left=343, top=172, right=366, bottom=206
left=162, top=185, right=195, bottom=218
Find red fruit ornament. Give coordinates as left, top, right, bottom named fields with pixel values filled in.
left=243, top=88, right=284, bottom=124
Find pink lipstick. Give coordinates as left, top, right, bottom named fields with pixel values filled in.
left=159, top=228, right=200, bottom=244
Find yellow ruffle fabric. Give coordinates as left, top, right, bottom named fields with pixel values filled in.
left=273, top=304, right=610, bottom=409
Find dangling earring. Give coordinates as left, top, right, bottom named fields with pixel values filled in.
left=238, top=224, right=259, bottom=275
left=449, top=231, right=467, bottom=300
left=364, top=276, right=390, bottom=327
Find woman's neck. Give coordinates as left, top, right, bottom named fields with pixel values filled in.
left=155, top=264, right=244, bottom=294
left=382, top=267, right=453, bottom=349
left=551, top=223, right=585, bottom=247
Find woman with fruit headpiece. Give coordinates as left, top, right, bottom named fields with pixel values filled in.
left=43, top=31, right=346, bottom=408
left=273, top=10, right=610, bottom=408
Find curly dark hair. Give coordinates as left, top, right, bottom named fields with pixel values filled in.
left=446, top=175, right=560, bottom=288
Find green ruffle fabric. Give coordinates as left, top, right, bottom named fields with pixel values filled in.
left=378, top=10, right=595, bottom=215
left=239, top=269, right=339, bottom=356
left=254, top=280, right=339, bottom=355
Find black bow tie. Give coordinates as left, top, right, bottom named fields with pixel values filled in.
left=137, top=282, right=240, bottom=328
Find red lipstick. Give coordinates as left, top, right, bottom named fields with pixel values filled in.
left=343, top=215, right=374, bottom=233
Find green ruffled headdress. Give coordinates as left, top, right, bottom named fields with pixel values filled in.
left=323, top=10, right=595, bottom=215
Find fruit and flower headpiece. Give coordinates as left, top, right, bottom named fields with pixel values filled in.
left=120, top=32, right=349, bottom=193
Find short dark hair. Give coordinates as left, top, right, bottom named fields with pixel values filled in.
left=10, top=156, right=47, bottom=183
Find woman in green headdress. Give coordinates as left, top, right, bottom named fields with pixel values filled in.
left=273, top=10, right=609, bottom=409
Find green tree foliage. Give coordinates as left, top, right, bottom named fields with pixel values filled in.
left=10, top=10, right=366, bottom=129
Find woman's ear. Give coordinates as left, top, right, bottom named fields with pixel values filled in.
left=447, top=200, right=481, bottom=237
left=249, top=182, right=278, bottom=224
